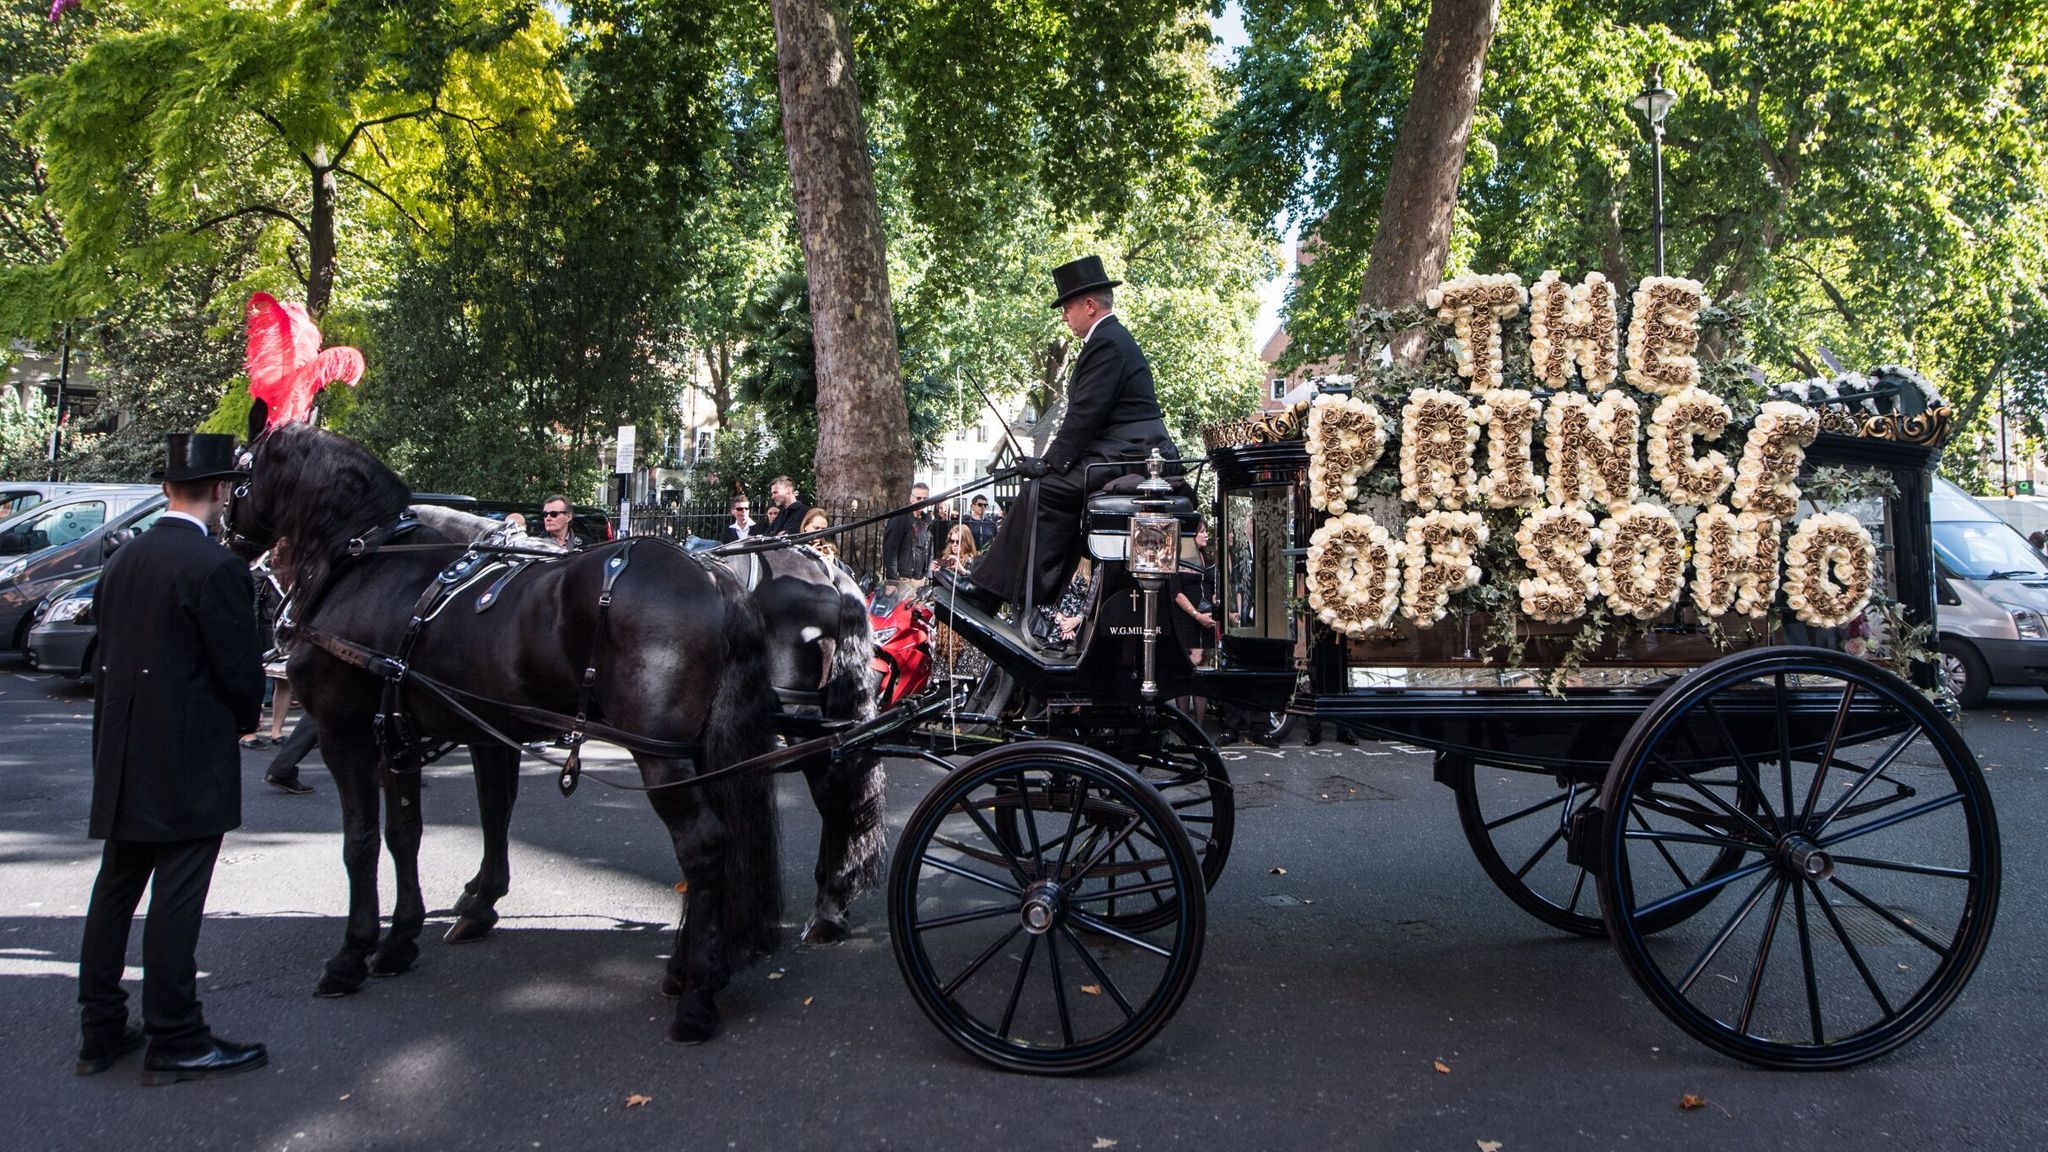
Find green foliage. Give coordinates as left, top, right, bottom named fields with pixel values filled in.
left=1214, top=0, right=2048, bottom=457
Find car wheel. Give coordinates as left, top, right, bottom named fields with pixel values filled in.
left=1939, top=636, right=1991, bottom=709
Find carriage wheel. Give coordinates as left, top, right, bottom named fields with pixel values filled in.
left=888, top=741, right=1206, bottom=1074
left=1448, top=755, right=1754, bottom=939
left=1597, top=647, right=2000, bottom=1069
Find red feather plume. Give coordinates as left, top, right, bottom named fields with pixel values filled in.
left=245, top=292, right=365, bottom=430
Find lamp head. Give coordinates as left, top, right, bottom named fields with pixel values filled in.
left=1631, top=64, right=1677, bottom=127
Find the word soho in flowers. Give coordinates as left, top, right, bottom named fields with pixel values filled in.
left=1302, top=271, right=1882, bottom=634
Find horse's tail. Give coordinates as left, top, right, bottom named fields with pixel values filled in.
left=822, top=570, right=879, bottom=723
left=822, top=570, right=887, bottom=893
left=702, top=583, right=785, bottom=968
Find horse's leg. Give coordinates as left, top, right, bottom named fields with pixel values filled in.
left=447, top=744, right=520, bottom=944
left=370, top=764, right=426, bottom=977
left=315, top=730, right=384, bottom=998
left=798, top=750, right=886, bottom=947
left=640, top=759, right=731, bottom=1044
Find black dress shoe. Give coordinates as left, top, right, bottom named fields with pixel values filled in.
left=140, top=1037, right=268, bottom=1086
left=265, top=775, right=314, bottom=795
left=76, top=1022, right=145, bottom=1076
left=1216, top=728, right=1241, bottom=747
left=933, top=569, right=1003, bottom=614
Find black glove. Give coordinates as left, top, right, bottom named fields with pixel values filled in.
left=1015, top=456, right=1050, bottom=480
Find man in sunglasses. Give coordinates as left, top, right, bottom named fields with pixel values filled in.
left=540, top=496, right=587, bottom=550
left=717, top=496, right=756, bottom=543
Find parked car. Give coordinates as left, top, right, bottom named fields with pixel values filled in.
left=0, top=485, right=158, bottom=555
left=24, top=569, right=97, bottom=677
left=0, top=493, right=166, bottom=652
left=0, top=482, right=119, bottom=522
left=1932, top=477, right=2048, bottom=707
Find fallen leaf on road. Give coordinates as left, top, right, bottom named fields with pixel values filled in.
left=1092, top=1140, right=1118, bottom=1150
left=673, top=880, right=689, bottom=893
left=1270, top=867, right=1288, bottom=875
left=1679, top=1094, right=1705, bottom=1110
left=768, top=971, right=784, bottom=980
left=1080, top=984, right=1102, bottom=996
left=1434, top=1060, right=1452, bottom=1075
left=803, top=996, right=814, bottom=1006
left=1477, top=1142, right=1503, bottom=1152
left=625, top=1094, right=653, bottom=1109
left=338, top=1094, right=351, bottom=1102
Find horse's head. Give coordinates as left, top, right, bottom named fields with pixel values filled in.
left=223, top=422, right=413, bottom=597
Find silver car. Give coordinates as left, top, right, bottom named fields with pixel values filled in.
left=1932, top=477, right=2048, bottom=707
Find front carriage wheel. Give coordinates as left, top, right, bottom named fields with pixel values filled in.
left=1596, top=647, right=2000, bottom=1069
left=888, top=741, right=1206, bottom=1074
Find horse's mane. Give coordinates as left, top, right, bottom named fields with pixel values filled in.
left=252, top=422, right=413, bottom=600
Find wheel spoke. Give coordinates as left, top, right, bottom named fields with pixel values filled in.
left=955, top=797, right=1031, bottom=884
left=1623, top=828, right=1759, bottom=853
left=1054, top=773, right=1088, bottom=875
left=1069, top=877, right=1180, bottom=905
left=1828, top=854, right=1975, bottom=880
left=1798, top=682, right=1857, bottom=827
left=1045, top=930, right=1077, bottom=1046
left=922, top=853, right=1023, bottom=897
left=1677, top=871, right=1777, bottom=995
left=1015, top=773, right=1044, bottom=861
left=1819, top=792, right=1964, bottom=849
left=1058, top=925, right=1136, bottom=1019
left=1482, top=788, right=1572, bottom=832
left=1826, top=875, right=1954, bottom=958
left=1801, top=875, right=1896, bottom=1021
left=1774, top=672, right=1796, bottom=818
left=1513, top=824, right=1567, bottom=882
left=997, top=934, right=1040, bottom=1040
left=942, top=924, right=1022, bottom=999
left=1737, top=878, right=1791, bottom=1035
left=1794, top=881, right=1825, bottom=1044
left=1630, top=807, right=1701, bottom=891
left=1566, top=866, right=1588, bottom=916
left=1632, top=857, right=1775, bottom=921
left=1650, top=754, right=1779, bottom=843
left=917, top=904, right=1018, bottom=931
left=1068, top=816, right=1144, bottom=887
left=1812, top=727, right=1921, bottom=836
left=1068, top=910, right=1173, bottom=958
left=1703, top=697, right=1779, bottom=823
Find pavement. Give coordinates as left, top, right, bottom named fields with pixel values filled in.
left=0, top=667, right=2044, bottom=1152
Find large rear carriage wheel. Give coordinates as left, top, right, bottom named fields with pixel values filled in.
left=888, top=741, right=1206, bottom=1074
left=1597, top=647, right=1999, bottom=1068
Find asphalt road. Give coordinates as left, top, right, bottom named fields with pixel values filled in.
left=1, top=669, right=2043, bottom=1152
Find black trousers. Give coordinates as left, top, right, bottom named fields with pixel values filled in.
left=267, top=717, right=318, bottom=783
left=973, top=467, right=1092, bottom=609
left=78, top=835, right=222, bottom=1051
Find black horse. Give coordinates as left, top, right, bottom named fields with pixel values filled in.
left=228, top=423, right=875, bottom=1042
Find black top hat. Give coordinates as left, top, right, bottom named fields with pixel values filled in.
left=1050, top=255, right=1121, bottom=309
left=153, top=433, right=247, bottom=483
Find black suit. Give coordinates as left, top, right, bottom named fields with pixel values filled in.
left=975, top=315, right=1177, bottom=606
left=79, top=516, right=264, bottom=1052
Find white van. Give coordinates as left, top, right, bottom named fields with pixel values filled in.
left=1931, top=477, right=2048, bottom=706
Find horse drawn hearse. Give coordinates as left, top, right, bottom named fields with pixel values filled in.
left=229, top=270, right=1996, bottom=1077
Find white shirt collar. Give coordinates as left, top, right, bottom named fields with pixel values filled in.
left=161, top=510, right=211, bottom=537
left=1083, top=310, right=1116, bottom=344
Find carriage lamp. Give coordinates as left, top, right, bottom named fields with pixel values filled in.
left=1129, top=514, right=1181, bottom=579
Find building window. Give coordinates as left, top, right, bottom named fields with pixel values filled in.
left=975, top=423, right=988, bottom=443
left=1269, top=377, right=1287, bottom=401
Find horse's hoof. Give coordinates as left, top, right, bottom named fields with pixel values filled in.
left=313, top=973, right=364, bottom=999
left=659, top=974, right=684, bottom=1001
left=443, top=914, right=497, bottom=944
left=665, top=1008, right=719, bottom=1045
left=801, top=916, right=851, bottom=948
left=370, top=953, right=415, bottom=978
left=450, top=889, right=481, bottom=917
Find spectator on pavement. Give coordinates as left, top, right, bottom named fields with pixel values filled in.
left=882, top=482, right=934, bottom=587
left=541, top=496, right=586, bottom=550
left=717, top=495, right=756, bottom=543
left=963, top=494, right=999, bottom=548
left=769, top=476, right=811, bottom=536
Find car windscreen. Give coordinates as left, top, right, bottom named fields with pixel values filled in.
left=1932, top=519, right=2048, bottom=579
left=1, top=499, right=105, bottom=554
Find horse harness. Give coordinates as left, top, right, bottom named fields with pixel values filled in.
left=289, top=524, right=831, bottom=797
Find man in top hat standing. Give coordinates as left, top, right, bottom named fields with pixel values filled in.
left=949, top=256, right=1177, bottom=621
left=76, top=432, right=268, bottom=1085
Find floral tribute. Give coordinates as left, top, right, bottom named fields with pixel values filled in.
left=1427, top=274, right=1527, bottom=394
left=1307, top=513, right=1404, bottom=636
left=1290, top=266, right=1936, bottom=648
left=1306, top=393, right=1387, bottom=513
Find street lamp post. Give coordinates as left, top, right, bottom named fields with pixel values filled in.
left=1631, top=66, right=1678, bottom=278
left=47, top=322, right=72, bottom=483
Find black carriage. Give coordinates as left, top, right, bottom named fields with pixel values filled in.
left=874, top=378, right=1997, bottom=1075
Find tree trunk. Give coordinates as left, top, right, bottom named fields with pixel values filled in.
left=308, top=145, right=338, bottom=317
left=770, top=0, right=912, bottom=529
left=1348, top=0, right=1500, bottom=367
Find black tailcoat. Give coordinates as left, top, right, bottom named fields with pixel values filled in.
left=89, top=518, right=265, bottom=842
left=975, top=315, right=1178, bottom=606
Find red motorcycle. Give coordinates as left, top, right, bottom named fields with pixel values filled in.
left=868, top=587, right=934, bottom=707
